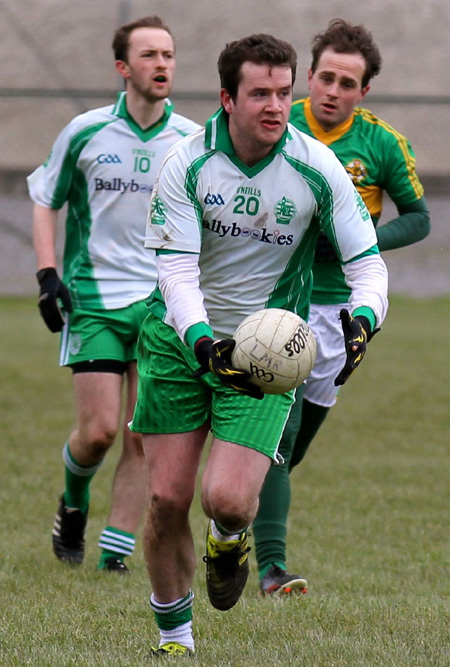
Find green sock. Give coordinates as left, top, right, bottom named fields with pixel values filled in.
left=97, top=526, right=135, bottom=568
left=62, top=442, right=102, bottom=512
left=150, top=590, right=194, bottom=630
left=252, top=388, right=303, bottom=576
left=289, top=400, right=330, bottom=471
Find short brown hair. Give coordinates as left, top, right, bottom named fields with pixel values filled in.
left=112, top=15, right=174, bottom=62
left=311, top=19, right=382, bottom=87
left=218, top=33, right=297, bottom=101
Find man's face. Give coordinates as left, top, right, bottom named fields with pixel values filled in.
left=221, top=62, right=292, bottom=165
left=308, top=47, right=369, bottom=130
left=116, top=27, right=176, bottom=102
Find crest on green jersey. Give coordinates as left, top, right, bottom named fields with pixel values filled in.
left=150, top=194, right=167, bottom=225
left=345, top=158, right=367, bottom=184
left=273, top=196, right=297, bottom=225
left=354, top=189, right=371, bottom=222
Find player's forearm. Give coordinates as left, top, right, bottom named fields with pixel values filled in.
left=156, top=251, right=212, bottom=345
left=376, top=197, right=430, bottom=251
left=343, top=253, right=389, bottom=329
left=32, top=204, right=59, bottom=271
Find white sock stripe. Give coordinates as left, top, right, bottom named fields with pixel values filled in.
left=99, top=536, right=135, bottom=549
left=150, top=591, right=194, bottom=614
left=100, top=530, right=135, bottom=545
left=98, top=537, right=135, bottom=552
left=97, top=543, right=133, bottom=555
left=62, top=443, right=103, bottom=477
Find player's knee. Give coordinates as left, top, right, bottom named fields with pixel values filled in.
left=78, top=424, right=117, bottom=457
left=205, top=489, right=254, bottom=532
left=148, top=490, right=191, bottom=534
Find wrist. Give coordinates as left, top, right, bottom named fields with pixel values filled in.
left=194, top=336, right=214, bottom=370
left=36, top=267, right=58, bottom=284
left=354, top=315, right=371, bottom=339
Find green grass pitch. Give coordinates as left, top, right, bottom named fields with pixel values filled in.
left=1, top=296, right=449, bottom=665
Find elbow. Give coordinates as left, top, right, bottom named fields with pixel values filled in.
left=418, top=212, right=431, bottom=241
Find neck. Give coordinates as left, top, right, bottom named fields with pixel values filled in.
left=228, top=126, right=272, bottom=167
left=125, top=89, right=167, bottom=129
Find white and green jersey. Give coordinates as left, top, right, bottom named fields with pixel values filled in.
left=145, top=108, right=385, bottom=339
left=27, top=93, right=200, bottom=310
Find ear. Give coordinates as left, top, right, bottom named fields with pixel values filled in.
left=115, top=60, right=130, bottom=80
left=307, top=68, right=313, bottom=90
left=359, top=84, right=370, bottom=103
left=220, top=88, right=234, bottom=115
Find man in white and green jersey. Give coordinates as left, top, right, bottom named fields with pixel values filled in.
left=130, top=33, right=388, bottom=656
left=27, top=16, right=200, bottom=576
left=253, top=19, right=430, bottom=597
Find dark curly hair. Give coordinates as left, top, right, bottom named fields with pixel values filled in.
left=311, top=19, right=382, bottom=87
left=218, top=33, right=297, bottom=101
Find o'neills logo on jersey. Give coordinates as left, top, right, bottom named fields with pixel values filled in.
left=202, top=219, right=293, bottom=245
left=94, top=178, right=152, bottom=195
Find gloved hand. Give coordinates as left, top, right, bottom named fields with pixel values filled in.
left=194, top=336, right=264, bottom=400
left=36, top=267, right=73, bottom=333
left=334, top=309, right=378, bottom=386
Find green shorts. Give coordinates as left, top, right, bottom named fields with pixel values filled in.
left=59, top=301, right=150, bottom=367
left=130, top=314, right=295, bottom=461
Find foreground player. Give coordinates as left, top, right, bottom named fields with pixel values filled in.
left=28, top=16, right=199, bottom=573
left=130, top=33, right=388, bottom=656
left=253, top=19, right=430, bottom=595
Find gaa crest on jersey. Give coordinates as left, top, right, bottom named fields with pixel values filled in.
left=273, top=197, right=297, bottom=225
left=150, top=194, right=167, bottom=226
left=345, top=159, right=368, bottom=184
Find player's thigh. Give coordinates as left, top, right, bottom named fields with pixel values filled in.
left=73, top=371, right=123, bottom=436
left=142, top=427, right=208, bottom=507
left=131, top=314, right=211, bottom=434
left=211, top=386, right=295, bottom=462
left=304, top=303, right=348, bottom=408
left=202, top=437, right=271, bottom=515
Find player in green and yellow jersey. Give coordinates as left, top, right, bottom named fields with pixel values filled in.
left=253, top=19, right=430, bottom=596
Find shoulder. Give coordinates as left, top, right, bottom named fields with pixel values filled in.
left=290, top=97, right=307, bottom=117
left=354, top=106, right=409, bottom=145
left=286, top=123, right=339, bottom=162
left=60, top=104, right=118, bottom=143
left=167, top=111, right=202, bottom=136
left=160, top=127, right=207, bottom=170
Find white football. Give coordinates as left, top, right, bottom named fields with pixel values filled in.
left=231, top=308, right=317, bottom=395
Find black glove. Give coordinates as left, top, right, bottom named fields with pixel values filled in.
left=334, top=309, right=378, bottom=386
left=194, top=337, right=264, bottom=400
left=36, top=267, right=73, bottom=333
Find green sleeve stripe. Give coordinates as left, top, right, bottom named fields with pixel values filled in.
left=51, top=120, right=115, bottom=208
left=352, top=306, right=376, bottom=331
left=156, top=249, right=199, bottom=255
left=185, top=322, right=214, bottom=349
left=184, top=151, right=215, bottom=236
left=344, top=244, right=379, bottom=263
left=357, top=108, right=424, bottom=199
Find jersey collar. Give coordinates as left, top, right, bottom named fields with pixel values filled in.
left=205, top=107, right=291, bottom=156
left=303, top=97, right=354, bottom=145
left=112, top=91, right=174, bottom=141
